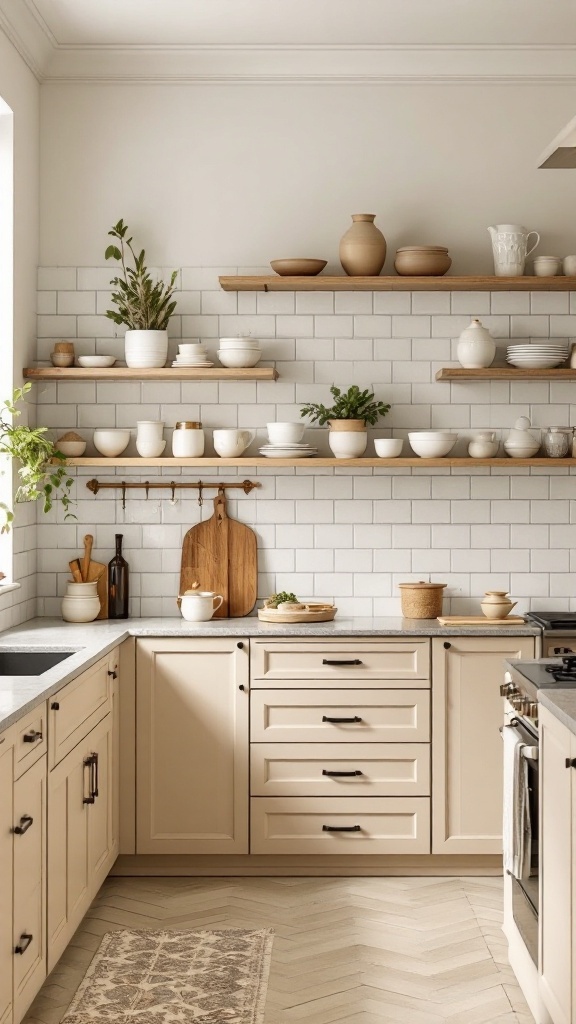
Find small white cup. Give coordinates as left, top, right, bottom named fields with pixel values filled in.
left=563, top=255, right=576, bottom=276
left=137, top=420, right=165, bottom=440
left=266, top=421, right=305, bottom=444
left=213, top=428, right=255, bottom=458
left=533, top=256, right=562, bottom=277
left=374, top=438, right=403, bottom=458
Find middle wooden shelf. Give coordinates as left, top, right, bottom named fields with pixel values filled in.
left=63, top=457, right=576, bottom=468
left=436, top=367, right=576, bottom=382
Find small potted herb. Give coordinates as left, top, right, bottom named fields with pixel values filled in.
left=105, top=219, right=178, bottom=369
left=300, top=385, right=390, bottom=458
left=0, top=384, right=75, bottom=531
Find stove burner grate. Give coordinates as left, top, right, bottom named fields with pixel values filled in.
left=545, top=655, right=576, bottom=683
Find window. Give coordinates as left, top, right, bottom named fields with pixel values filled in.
left=0, top=96, right=13, bottom=582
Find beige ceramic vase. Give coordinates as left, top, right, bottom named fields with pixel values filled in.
left=339, top=214, right=387, bottom=276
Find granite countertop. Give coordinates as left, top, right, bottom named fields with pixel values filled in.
left=539, top=690, right=576, bottom=737
left=0, top=615, right=541, bottom=733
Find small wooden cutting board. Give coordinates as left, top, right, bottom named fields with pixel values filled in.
left=180, top=494, right=257, bottom=617
left=437, top=615, right=526, bottom=626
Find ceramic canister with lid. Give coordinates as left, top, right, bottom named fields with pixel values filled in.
left=172, top=421, right=205, bottom=457
left=457, top=319, right=496, bottom=369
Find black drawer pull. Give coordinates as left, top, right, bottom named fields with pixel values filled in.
left=13, top=815, right=33, bottom=835
left=566, top=758, right=576, bottom=769
left=322, top=658, right=363, bottom=666
left=108, top=670, right=117, bottom=679
left=322, top=824, right=361, bottom=833
left=51, top=701, right=60, bottom=710
left=14, top=934, right=33, bottom=955
left=83, top=754, right=97, bottom=803
left=322, top=715, right=362, bottom=724
left=322, top=769, right=363, bottom=777
left=22, top=730, right=42, bottom=743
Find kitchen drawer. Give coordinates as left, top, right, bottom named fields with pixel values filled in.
left=250, top=640, right=430, bottom=686
left=250, top=797, right=430, bottom=854
left=250, top=743, right=430, bottom=797
left=14, top=706, right=47, bottom=780
left=13, top=754, right=46, bottom=1019
left=49, top=650, right=117, bottom=768
left=250, top=689, right=430, bottom=743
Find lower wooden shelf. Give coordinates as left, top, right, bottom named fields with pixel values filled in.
left=64, top=457, right=576, bottom=468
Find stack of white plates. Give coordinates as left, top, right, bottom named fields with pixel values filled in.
left=506, top=343, right=568, bottom=369
left=172, top=342, right=213, bottom=368
left=259, top=442, right=318, bottom=459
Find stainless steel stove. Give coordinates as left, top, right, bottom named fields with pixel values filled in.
left=526, top=611, right=576, bottom=658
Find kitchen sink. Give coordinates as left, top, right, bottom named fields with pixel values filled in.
left=0, top=650, right=77, bottom=675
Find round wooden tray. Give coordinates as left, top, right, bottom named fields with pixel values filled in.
left=258, top=605, right=337, bottom=623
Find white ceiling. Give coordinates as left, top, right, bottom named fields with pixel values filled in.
left=23, top=0, right=576, bottom=46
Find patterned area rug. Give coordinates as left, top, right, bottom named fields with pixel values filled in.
left=61, top=928, right=274, bottom=1024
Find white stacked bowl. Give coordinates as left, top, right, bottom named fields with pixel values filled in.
left=218, top=337, right=262, bottom=368
left=409, top=431, right=458, bottom=458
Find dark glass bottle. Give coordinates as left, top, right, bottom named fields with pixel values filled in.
left=108, top=533, right=129, bottom=619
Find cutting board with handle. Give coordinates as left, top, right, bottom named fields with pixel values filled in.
left=437, top=615, right=525, bottom=626
left=68, top=534, right=108, bottom=619
left=180, top=493, right=257, bottom=617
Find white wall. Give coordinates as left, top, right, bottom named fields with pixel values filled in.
left=0, top=28, right=40, bottom=628
left=40, top=83, right=576, bottom=273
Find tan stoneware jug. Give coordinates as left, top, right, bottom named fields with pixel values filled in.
left=339, top=214, right=387, bottom=276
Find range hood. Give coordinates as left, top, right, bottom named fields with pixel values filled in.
left=538, top=114, right=576, bottom=168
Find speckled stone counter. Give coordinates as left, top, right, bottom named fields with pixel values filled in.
left=538, top=691, right=576, bottom=736
left=0, top=615, right=541, bottom=733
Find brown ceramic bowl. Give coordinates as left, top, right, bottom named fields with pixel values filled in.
left=394, top=250, right=452, bottom=276
left=270, top=259, right=327, bottom=277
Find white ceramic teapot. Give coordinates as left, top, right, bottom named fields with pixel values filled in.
left=488, top=224, right=540, bottom=277
left=178, top=589, right=224, bottom=621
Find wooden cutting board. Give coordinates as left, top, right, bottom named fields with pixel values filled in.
left=437, top=615, right=525, bottom=626
left=180, top=494, right=257, bottom=617
left=258, top=606, right=337, bottom=623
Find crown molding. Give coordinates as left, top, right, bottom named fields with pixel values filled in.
left=0, top=0, right=53, bottom=80
left=3, top=9, right=576, bottom=87
left=41, top=44, right=576, bottom=84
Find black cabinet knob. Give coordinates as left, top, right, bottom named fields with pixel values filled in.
left=566, top=758, right=576, bottom=769
left=237, top=642, right=244, bottom=649
left=239, top=684, right=245, bottom=691
left=443, top=641, right=451, bottom=650
left=51, top=701, right=60, bottom=710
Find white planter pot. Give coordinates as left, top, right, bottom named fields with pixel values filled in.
left=124, top=330, right=168, bottom=369
left=457, top=318, right=496, bottom=369
left=328, top=429, right=368, bottom=459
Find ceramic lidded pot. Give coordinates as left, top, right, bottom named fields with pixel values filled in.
left=457, top=319, right=496, bottom=369
left=480, top=591, right=517, bottom=619
left=339, top=214, right=386, bottom=277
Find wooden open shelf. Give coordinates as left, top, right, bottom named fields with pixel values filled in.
left=220, top=275, right=576, bottom=293
left=436, top=367, right=576, bottom=382
left=24, top=367, right=279, bottom=382
left=64, top=457, right=576, bottom=468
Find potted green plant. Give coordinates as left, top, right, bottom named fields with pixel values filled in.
left=0, top=384, right=75, bottom=531
left=105, top=219, right=178, bottom=369
left=300, top=385, right=390, bottom=458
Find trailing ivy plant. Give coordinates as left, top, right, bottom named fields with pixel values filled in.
left=300, top=385, right=391, bottom=426
left=0, top=383, right=75, bottom=532
left=105, top=219, right=178, bottom=330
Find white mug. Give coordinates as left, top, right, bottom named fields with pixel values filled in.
left=213, top=428, right=255, bottom=458
left=178, top=591, right=224, bottom=621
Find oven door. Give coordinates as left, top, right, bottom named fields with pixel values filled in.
left=506, top=715, right=539, bottom=965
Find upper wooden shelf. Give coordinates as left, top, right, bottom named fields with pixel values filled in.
left=436, top=367, right=576, bottom=382
left=65, top=456, right=576, bottom=468
left=220, top=275, right=576, bottom=293
left=24, top=367, right=278, bottom=382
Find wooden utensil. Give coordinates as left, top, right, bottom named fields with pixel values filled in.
left=68, top=559, right=83, bottom=583
left=82, top=534, right=93, bottom=581
left=180, top=492, right=257, bottom=617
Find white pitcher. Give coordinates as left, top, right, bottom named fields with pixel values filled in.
left=488, top=224, right=540, bottom=277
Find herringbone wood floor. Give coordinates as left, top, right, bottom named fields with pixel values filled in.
left=25, top=876, right=533, bottom=1024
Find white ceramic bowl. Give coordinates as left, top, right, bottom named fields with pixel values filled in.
left=136, top=439, right=166, bottom=458
left=56, top=440, right=86, bottom=457
left=504, top=443, right=540, bottom=459
left=267, top=422, right=305, bottom=444
left=408, top=432, right=458, bottom=458
left=77, top=356, right=116, bottom=368
left=374, top=438, right=404, bottom=458
left=218, top=350, right=261, bottom=368
left=219, top=337, right=260, bottom=347
left=93, top=429, right=130, bottom=457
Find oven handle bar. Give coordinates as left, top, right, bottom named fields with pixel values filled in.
left=500, top=720, right=539, bottom=761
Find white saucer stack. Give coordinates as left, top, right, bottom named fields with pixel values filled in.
left=172, top=342, right=213, bottom=368
left=258, top=421, right=318, bottom=459
left=506, top=343, right=568, bottom=369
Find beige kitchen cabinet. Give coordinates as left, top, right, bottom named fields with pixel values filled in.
left=49, top=649, right=116, bottom=768
left=136, top=638, right=249, bottom=855
left=0, top=716, right=47, bottom=1024
left=432, top=635, right=535, bottom=854
left=539, top=705, right=576, bottom=1024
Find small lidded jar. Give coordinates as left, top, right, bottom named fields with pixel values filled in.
left=172, top=421, right=205, bottom=458
left=542, top=426, right=572, bottom=459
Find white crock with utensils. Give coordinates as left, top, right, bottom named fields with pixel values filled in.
left=488, top=224, right=540, bottom=277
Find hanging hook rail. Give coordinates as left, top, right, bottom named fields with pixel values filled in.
left=86, top=478, right=258, bottom=498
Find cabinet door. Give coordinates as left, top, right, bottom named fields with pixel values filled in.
left=87, top=713, right=118, bottom=892
left=136, top=638, right=248, bottom=854
left=432, top=636, right=535, bottom=854
left=0, top=733, right=14, bottom=1024
left=13, top=755, right=46, bottom=1021
left=539, top=705, right=573, bottom=1024
left=47, top=737, right=91, bottom=971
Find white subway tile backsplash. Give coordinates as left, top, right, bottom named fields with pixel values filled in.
left=450, top=292, right=490, bottom=315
